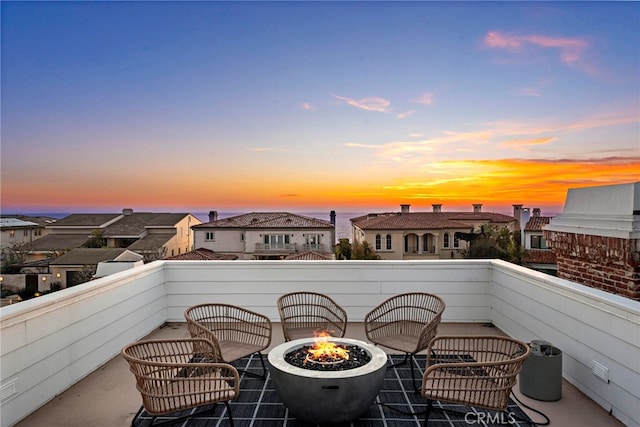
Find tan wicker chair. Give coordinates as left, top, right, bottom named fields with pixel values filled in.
left=184, top=303, right=272, bottom=378
left=364, top=292, right=445, bottom=392
left=121, top=338, right=239, bottom=426
left=277, top=291, right=348, bottom=341
left=421, top=335, right=531, bottom=425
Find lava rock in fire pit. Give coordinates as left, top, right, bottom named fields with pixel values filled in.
left=285, top=345, right=371, bottom=371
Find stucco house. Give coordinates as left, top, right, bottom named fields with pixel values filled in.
left=0, top=216, right=56, bottom=260
left=521, top=209, right=557, bottom=275
left=351, top=204, right=517, bottom=260
left=25, top=209, right=200, bottom=262
left=192, top=211, right=336, bottom=260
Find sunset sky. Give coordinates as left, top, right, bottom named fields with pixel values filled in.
left=1, top=1, right=638, bottom=215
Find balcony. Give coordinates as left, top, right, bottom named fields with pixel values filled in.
left=254, top=242, right=296, bottom=252
left=1, top=260, right=638, bottom=427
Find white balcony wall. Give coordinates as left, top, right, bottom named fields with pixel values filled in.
left=490, top=260, right=640, bottom=427
left=1, top=260, right=639, bottom=427
left=0, top=262, right=167, bottom=427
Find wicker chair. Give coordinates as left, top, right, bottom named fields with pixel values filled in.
left=121, top=338, right=240, bottom=426
left=364, top=292, right=445, bottom=392
left=421, top=335, right=531, bottom=425
left=277, top=291, right=348, bottom=341
left=184, top=303, right=272, bottom=378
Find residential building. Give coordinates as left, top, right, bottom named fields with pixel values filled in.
left=350, top=204, right=517, bottom=260
left=49, top=248, right=144, bottom=288
left=521, top=209, right=557, bottom=275
left=24, top=209, right=200, bottom=262
left=192, top=211, right=336, bottom=260
left=545, top=181, right=640, bottom=300
left=0, top=216, right=55, bottom=259
left=164, top=247, right=238, bottom=261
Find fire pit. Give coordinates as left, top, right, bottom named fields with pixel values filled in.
left=267, top=333, right=388, bottom=425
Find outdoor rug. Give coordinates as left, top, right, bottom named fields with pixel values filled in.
left=133, top=353, right=536, bottom=427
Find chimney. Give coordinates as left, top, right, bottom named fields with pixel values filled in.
left=209, top=210, right=218, bottom=222
left=533, top=208, right=541, bottom=217
left=473, top=204, right=482, bottom=213
left=122, top=208, right=133, bottom=216
left=400, top=204, right=410, bottom=213
left=432, top=204, right=442, bottom=213
left=330, top=210, right=336, bottom=225
left=513, top=204, right=523, bottom=220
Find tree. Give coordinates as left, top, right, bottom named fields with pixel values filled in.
left=335, top=238, right=352, bottom=260
left=84, top=229, right=106, bottom=248
left=460, top=224, right=526, bottom=264
left=1, top=242, right=31, bottom=273
left=143, top=246, right=168, bottom=263
left=351, top=240, right=381, bottom=260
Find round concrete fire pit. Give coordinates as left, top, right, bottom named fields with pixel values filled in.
left=268, top=337, right=388, bottom=425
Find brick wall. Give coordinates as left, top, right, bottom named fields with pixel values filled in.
left=543, top=230, right=640, bottom=301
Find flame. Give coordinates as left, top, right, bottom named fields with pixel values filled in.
left=306, top=330, right=350, bottom=362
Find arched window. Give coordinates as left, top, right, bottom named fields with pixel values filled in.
left=386, top=234, right=392, bottom=250
left=454, top=234, right=460, bottom=248
left=443, top=233, right=450, bottom=248
left=375, top=234, right=382, bottom=250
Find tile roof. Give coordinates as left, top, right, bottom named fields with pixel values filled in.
left=525, top=216, right=552, bottom=231
left=0, top=215, right=58, bottom=226
left=47, top=214, right=121, bottom=227
left=126, top=233, right=174, bottom=251
left=0, top=218, right=39, bottom=228
left=49, top=248, right=131, bottom=265
left=102, top=213, right=191, bottom=237
left=524, top=249, right=557, bottom=265
left=164, top=248, right=238, bottom=261
left=194, top=212, right=334, bottom=229
left=350, top=211, right=515, bottom=230
left=27, top=234, right=91, bottom=251
left=285, top=251, right=334, bottom=260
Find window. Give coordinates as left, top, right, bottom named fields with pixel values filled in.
left=306, top=234, right=321, bottom=250
left=264, top=234, right=289, bottom=246
left=386, top=234, right=392, bottom=250
left=375, top=234, right=381, bottom=250
left=531, top=235, right=548, bottom=249
left=9, top=230, right=15, bottom=238
left=24, top=229, right=29, bottom=236
left=205, top=232, right=215, bottom=241
left=453, top=234, right=460, bottom=248
left=443, top=233, right=450, bottom=248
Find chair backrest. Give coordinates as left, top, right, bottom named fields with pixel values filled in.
left=121, top=338, right=239, bottom=416
left=368, top=292, right=445, bottom=324
left=277, top=291, right=348, bottom=339
left=184, top=303, right=272, bottom=348
left=423, top=335, right=531, bottom=411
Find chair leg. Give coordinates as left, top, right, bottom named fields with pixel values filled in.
left=130, top=405, right=145, bottom=427
left=239, top=352, right=268, bottom=379
left=424, top=399, right=434, bottom=426
left=224, top=401, right=234, bottom=427
left=409, top=356, right=421, bottom=393
left=388, top=352, right=410, bottom=368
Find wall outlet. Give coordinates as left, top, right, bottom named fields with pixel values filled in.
left=592, top=361, right=610, bottom=383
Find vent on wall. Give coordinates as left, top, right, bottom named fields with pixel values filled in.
left=0, top=378, right=17, bottom=402
left=592, top=361, right=610, bottom=383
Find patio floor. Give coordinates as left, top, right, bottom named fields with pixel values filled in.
left=15, top=323, right=624, bottom=427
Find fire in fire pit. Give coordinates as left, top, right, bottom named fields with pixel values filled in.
left=285, top=330, right=371, bottom=371
left=268, top=336, right=388, bottom=425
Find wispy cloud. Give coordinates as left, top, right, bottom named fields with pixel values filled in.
left=502, top=137, right=557, bottom=150
left=331, top=93, right=391, bottom=112
left=301, top=102, right=315, bottom=110
left=412, top=92, right=434, bottom=105
left=397, top=110, right=415, bottom=119
left=512, top=87, right=542, bottom=97
left=484, top=31, right=591, bottom=72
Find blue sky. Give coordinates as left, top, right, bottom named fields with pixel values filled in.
left=1, top=1, right=638, bottom=214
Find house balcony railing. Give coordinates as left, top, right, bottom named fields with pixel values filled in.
left=1, top=260, right=639, bottom=427
left=254, top=243, right=296, bottom=252
left=302, top=243, right=325, bottom=252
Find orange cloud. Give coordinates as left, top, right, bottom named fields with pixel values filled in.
left=484, top=31, right=591, bottom=71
